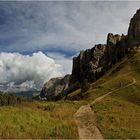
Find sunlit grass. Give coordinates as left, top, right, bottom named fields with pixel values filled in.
left=0, top=100, right=84, bottom=139
left=90, top=50, right=140, bottom=138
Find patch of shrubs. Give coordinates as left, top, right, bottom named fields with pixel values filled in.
left=0, top=92, right=29, bottom=106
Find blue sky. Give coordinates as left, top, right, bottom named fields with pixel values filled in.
left=0, top=1, right=140, bottom=88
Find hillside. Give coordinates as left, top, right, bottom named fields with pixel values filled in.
left=67, top=48, right=140, bottom=138
left=92, top=49, right=140, bottom=138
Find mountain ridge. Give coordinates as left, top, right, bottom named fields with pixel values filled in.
left=40, top=9, right=140, bottom=100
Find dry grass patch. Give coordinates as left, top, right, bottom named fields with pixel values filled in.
left=0, top=100, right=85, bottom=139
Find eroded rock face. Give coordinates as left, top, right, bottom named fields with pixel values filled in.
left=69, top=33, right=127, bottom=86
left=40, top=74, right=70, bottom=100
left=70, top=44, right=106, bottom=84
left=69, top=8, right=140, bottom=87
left=128, top=9, right=140, bottom=47
left=107, top=33, right=127, bottom=64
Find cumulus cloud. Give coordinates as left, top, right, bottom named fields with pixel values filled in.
left=46, top=52, right=73, bottom=74
left=0, top=51, right=63, bottom=88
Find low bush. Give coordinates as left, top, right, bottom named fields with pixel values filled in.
left=0, top=92, right=29, bottom=106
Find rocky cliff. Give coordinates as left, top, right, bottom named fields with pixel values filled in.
left=128, top=9, right=140, bottom=47
left=69, top=9, right=140, bottom=88
left=40, top=9, right=140, bottom=100
left=40, top=74, right=70, bottom=100
left=69, top=33, right=127, bottom=87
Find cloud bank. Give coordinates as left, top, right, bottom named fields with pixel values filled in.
left=0, top=51, right=63, bottom=88
left=0, top=1, right=140, bottom=54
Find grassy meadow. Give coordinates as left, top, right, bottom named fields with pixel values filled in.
left=0, top=49, right=140, bottom=139
left=0, top=100, right=87, bottom=139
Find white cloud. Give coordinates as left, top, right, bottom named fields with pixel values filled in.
left=46, top=52, right=73, bottom=74
left=0, top=51, right=63, bottom=88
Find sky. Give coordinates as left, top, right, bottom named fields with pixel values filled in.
left=0, top=1, right=140, bottom=89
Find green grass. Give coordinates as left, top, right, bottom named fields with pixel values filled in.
left=90, top=50, right=140, bottom=138
left=92, top=96, right=140, bottom=139
left=65, top=49, right=140, bottom=139
left=0, top=100, right=86, bottom=139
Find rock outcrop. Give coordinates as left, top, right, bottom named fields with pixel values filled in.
left=69, top=9, right=140, bottom=88
left=40, top=74, right=70, bottom=100
left=128, top=9, right=140, bottom=47
left=69, top=33, right=128, bottom=87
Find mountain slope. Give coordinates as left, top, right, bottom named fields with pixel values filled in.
left=67, top=49, right=140, bottom=138
left=37, top=9, right=140, bottom=139
left=91, top=50, right=140, bottom=138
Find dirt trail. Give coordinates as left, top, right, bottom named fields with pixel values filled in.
left=91, top=78, right=136, bottom=106
left=74, top=105, right=103, bottom=139
left=74, top=78, right=136, bottom=139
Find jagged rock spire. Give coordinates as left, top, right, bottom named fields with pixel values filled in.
left=128, top=9, right=140, bottom=46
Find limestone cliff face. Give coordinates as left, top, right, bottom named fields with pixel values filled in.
left=69, top=9, right=140, bottom=87
left=40, top=74, right=70, bottom=100
left=70, top=33, right=127, bottom=86
left=128, top=9, right=140, bottom=46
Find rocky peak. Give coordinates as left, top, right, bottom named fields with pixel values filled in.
left=128, top=9, right=140, bottom=46
left=70, top=44, right=106, bottom=85
left=107, top=33, right=122, bottom=46
left=40, top=74, right=70, bottom=100
left=69, top=33, right=127, bottom=88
